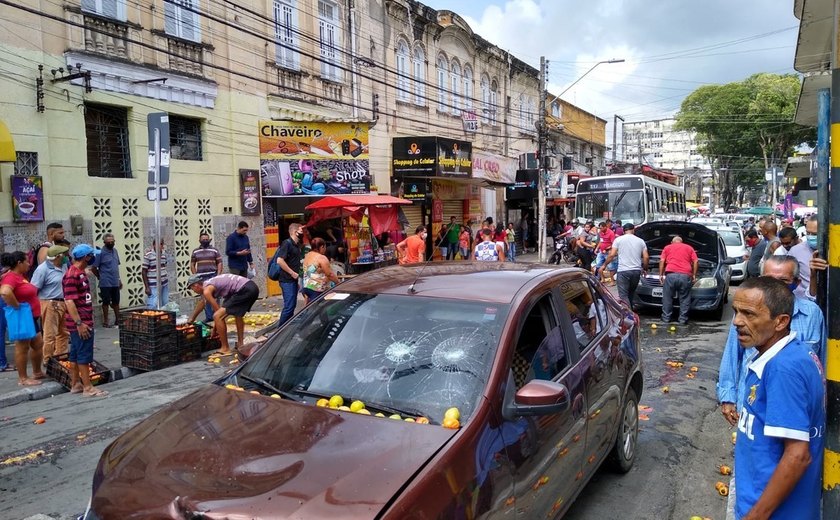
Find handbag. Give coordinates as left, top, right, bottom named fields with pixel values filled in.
left=5, top=302, right=36, bottom=341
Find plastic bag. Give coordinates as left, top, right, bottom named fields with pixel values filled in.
left=247, top=267, right=256, bottom=279
left=5, top=303, right=36, bottom=341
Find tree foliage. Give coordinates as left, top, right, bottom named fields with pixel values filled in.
left=675, top=73, right=814, bottom=209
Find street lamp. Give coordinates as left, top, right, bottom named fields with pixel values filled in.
left=538, top=58, right=625, bottom=263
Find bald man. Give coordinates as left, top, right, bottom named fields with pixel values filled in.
left=658, top=236, right=699, bottom=325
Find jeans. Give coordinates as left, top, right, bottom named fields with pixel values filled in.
left=278, top=280, right=299, bottom=327
left=0, top=300, right=7, bottom=369
left=446, top=241, right=459, bottom=260
left=662, top=273, right=692, bottom=323
left=146, top=284, right=170, bottom=309
left=508, top=242, right=516, bottom=262
left=616, top=270, right=641, bottom=308
left=459, top=247, right=470, bottom=260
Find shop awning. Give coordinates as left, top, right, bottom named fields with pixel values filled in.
left=305, top=194, right=412, bottom=210
left=0, top=120, right=15, bottom=162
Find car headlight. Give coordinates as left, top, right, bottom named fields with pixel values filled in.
left=693, top=277, right=717, bottom=289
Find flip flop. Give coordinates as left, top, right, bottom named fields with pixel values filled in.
left=210, top=351, right=234, bottom=358
left=0, top=366, right=15, bottom=372
left=82, top=388, right=108, bottom=397
left=18, top=379, right=43, bottom=386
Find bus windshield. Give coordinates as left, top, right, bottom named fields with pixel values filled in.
left=576, top=190, right=645, bottom=224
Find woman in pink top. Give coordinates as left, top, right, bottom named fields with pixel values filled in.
left=459, top=228, right=471, bottom=260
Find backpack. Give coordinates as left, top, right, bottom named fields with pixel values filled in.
left=267, top=242, right=285, bottom=281
left=26, top=243, right=49, bottom=280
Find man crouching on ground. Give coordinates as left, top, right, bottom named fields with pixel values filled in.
left=187, top=273, right=259, bottom=358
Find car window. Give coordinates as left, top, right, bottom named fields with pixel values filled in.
left=511, top=293, right=568, bottom=388
left=558, top=279, right=604, bottom=353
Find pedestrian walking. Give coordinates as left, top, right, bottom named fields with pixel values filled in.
left=505, top=222, right=516, bottom=262
left=594, top=221, right=617, bottom=285
left=658, top=236, right=698, bottom=325
left=729, top=277, right=824, bottom=520
left=396, top=225, right=427, bottom=265
left=187, top=273, right=259, bottom=358
left=598, top=223, right=648, bottom=309
left=63, top=244, right=107, bottom=397
left=190, top=232, right=223, bottom=323
left=444, top=216, right=460, bottom=260
left=0, top=251, right=45, bottom=386
left=301, top=238, right=340, bottom=305
left=272, top=223, right=304, bottom=327
left=225, top=221, right=254, bottom=277
left=459, top=226, right=471, bottom=260
left=474, top=228, right=505, bottom=262
left=517, top=213, right=529, bottom=254
left=91, top=233, right=122, bottom=327
left=142, top=239, right=169, bottom=309
left=30, top=244, right=69, bottom=361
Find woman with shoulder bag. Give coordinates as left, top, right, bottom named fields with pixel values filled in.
left=301, top=238, right=339, bottom=305
left=0, top=251, right=45, bottom=386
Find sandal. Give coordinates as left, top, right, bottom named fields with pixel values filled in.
left=0, top=366, right=15, bottom=372
left=82, top=388, right=109, bottom=397
left=209, top=351, right=233, bottom=358
left=70, top=384, right=84, bottom=394
left=18, top=378, right=43, bottom=386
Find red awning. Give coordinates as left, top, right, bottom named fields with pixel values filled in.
left=305, top=194, right=412, bottom=210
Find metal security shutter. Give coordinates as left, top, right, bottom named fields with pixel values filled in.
left=402, top=203, right=423, bottom=234
left=442, top=200, right=464, bottom=223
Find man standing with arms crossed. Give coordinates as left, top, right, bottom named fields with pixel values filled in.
left=598, top=223, right=648, bottom=309
left=658, top=236, right=698, bottom=325
left=190, top=232, right=223, bottom=324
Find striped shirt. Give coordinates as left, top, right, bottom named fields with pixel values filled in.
left=63, top=265, right=93, bottom=330
left=142, top=249, right=168, bottom=287
left=190, top=246, right=222, bottom=274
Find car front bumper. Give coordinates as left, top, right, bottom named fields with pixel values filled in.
left=635, top=277, right=725, bottom=311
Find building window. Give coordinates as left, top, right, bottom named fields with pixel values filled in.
left=318, top=0, right=341, bottom=82
left=396, top=40, right=410, bottom=102
left=169, top=116, right=202, bottom=161
left=490, top=80, right=498, bottom=125
left=520, top=94, right=535, bottom=129
left=81, top=0, right=126, bottom=21
left=164, top=0, right=201, bottom=43
left=437, top=55, right=448, bottom=111
left=480, top=74, right=490, bottom=123
left=463, top=65, right=473, bottom=112
left=273, top=0, right=299, bottom=70
left=413, top=46, right=425, bottom=106
left=14, top=152, right=38, bottom=176
left=84, top=103, right=131, bottom=179
left=551, top=101, right=561, bottom=118
left=450, top=61, right=461, bottom=115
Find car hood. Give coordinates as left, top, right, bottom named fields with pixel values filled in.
left=636, top=221, right=719, bottom=261
left=90, top=385, right=457, bottom=519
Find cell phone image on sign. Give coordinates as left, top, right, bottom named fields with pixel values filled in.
left=262, top=161, right=294, bottom=195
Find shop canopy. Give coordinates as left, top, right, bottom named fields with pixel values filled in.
left=305, top=194, right=412, bottom=235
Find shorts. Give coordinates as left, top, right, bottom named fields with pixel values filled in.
left=34, top=316, right=41, bottom=334
left=301, top=287, right=323, bottom=300
left=68, top=329, right=95, bottom=365
left=223, top=280, right=259, bottom=317
left=595, top=251, right=618, bottom=272
left=100, top=286, right=121, bottom=306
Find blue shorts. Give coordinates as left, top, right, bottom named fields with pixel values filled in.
left=69, top=330, right=95, bottom=365
left=595, top=251, right=618, bottom=272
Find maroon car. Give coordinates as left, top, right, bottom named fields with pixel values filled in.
left=84, top=263, right=642, bottom=519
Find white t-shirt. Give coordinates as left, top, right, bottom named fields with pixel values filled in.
left=612, top=233, right=647, bottom=272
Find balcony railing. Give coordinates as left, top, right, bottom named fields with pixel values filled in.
left=83, top=15, right=129, bottom=59
left=167, top=37, right=204, bottom=76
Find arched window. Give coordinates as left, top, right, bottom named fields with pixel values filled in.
left=463, top=65, right=473, bottom=111
left=396, top=40, right=410, bottom=102
left=437, top=55, right=448, bottom=111
left=413, top=46, right=425, bottom=105
left=490, top=79, right=499, bottom=125
left=450, top=61, right=461, bottom=115
left=480, top=74, right=490, bottom=123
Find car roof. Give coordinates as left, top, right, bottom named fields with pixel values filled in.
left=335, top=262, right=572, bottom=304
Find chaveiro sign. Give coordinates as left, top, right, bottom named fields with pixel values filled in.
left=392, top=136, right=472, bottom=178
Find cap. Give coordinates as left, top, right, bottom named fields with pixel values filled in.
left=46, top=244, right=69, bottom=259
left=623, top=223, right=635, bottom=231
left=71, top=244, right=101, bottom=260
left=187, top=273, right=211, bottom=287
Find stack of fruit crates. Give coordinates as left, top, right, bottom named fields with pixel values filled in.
left=119, top=310, right=178, bottom=371
left=45, top=353, right=111, bottom=389
left=175, top=323, right=202, bottom=362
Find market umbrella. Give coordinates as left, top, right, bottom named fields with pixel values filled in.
left=746, top=206, right=783, bottom=216
left=305, top=194, right=412, bottom=210
left=305, top=194, right=412, bottom=235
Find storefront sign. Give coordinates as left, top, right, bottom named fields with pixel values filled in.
left=432, top=179, right=468, bottom=200
left=432, top=199, right=443, bottom=223
left=239, top=169, right=262, bottom=216
left=462, top=111, right=479, bottom=133
left=258, top=121, right=370, bottom=197
left=472, top=152, right=516, bottom=184
left=11, top=175, right=44, bottom=222
left=505, top=170, right=538, bottom=201
left=390, top=177, right=429, bottom=202
left=392, top=136, right=472, bottom=178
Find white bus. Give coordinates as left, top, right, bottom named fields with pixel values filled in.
left=574, top=174, right=686, bottom=225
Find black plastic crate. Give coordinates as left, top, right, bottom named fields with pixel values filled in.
left=178, top=339, right=203, bottom=362
left=120, top=310, right=176, bottom=336
left=202, top=336, right=222, bottom=353
left=121, top=347, right=181, bottom=371
left=45, top=353, right=110, bottom=390
left=119, top=330, right=177, bottom=353
left=175, top=324, right=201, bottom=348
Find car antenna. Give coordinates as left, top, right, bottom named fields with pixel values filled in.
left=408, top=229, right=442, bottom=294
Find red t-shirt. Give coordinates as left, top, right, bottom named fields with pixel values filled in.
left=63, top=265, right=93, bottom=330
left=400, top=235, right=426, bottom=264
left=598, top=228, right=615, bottom=252
left=661, top=242, right=698, bottom=275
left=3, top=271, right=41, bottom=318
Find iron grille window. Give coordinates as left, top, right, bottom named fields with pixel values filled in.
left=14, top=152, right=38, bottom=176
left=169, top=115, right=202, bottom=161
left=84, top=103, right=131, bottom=178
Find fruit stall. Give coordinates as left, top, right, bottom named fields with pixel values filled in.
left=119, top=310, right=204, bottom=371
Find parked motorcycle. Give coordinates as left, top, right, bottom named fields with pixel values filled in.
left=549, top=234, right=579, bottom=266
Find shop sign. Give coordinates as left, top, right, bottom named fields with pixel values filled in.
left=258, top=120, right=370, bottom=197
left=461, top=110, right=479, bottom=133
left=432, top=199, right=443, bottom=223
left=11, top=175, right=44, bottom=222
left=392, top=136, right=472, bottom=178
left=238, top=169, right=262, bottom=216
left=390, top=177, right=429, bottom=202
left=473, top=152, right=516, bottom=184
left=567, top=174, right=581, bottom=196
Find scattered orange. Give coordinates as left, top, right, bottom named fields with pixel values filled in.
left=33, top=417, right=46, bottom=424
left=442, top=417, right=460, bottom=429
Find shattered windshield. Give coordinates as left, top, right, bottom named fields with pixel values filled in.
left=238, top=293, right=508, bottom=423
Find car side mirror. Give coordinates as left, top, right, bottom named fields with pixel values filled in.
left=503, top=378, right=570, bottom=419
left=722, top=257, right=737, bottom=265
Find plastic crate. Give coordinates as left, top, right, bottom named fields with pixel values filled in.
left=121, top=347, right=181, bottom=371
left=120, top=310, right=176, bottom=336
left=45, top=353, right=110, bottom=390
left=119, top=330, right=177, bottom=353
left=175, top=324, right=200, bottom=347
left=178, top=338, right=203, bottom=362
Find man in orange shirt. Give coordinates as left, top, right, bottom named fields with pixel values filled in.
left=397, top=226, right=427, bottom=264
left=658, top=236, right=698, bottom=325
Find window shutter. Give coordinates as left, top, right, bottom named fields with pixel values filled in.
left=179, top=0, right=200, bottom=42
left=101, top=0, right=119, bottom=20
left=81, top=0, right=96, bottom=14
left=164, top=1, right=177, bottom=36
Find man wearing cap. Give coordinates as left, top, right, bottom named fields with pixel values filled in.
left=31, top=244, right=70, bottom=361
left=186, top=273, right=259, bottom=357
left=63, top=244, right=107, bottom=397
left=599, top=223, right=648, bottom=309
left=91, top=233, right=122, bottom=328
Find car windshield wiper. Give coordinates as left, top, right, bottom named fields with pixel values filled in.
left=238, top=374, right=300, bottom=401
left=291, top=386, right=426, bottom=418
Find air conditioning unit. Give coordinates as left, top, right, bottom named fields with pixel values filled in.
left=584, top=157, right=593, bottom=164
left=543, top=156, right=557, bottom=170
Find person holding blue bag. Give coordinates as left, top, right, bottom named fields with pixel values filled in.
left=0, top=251, right=44, bottom=386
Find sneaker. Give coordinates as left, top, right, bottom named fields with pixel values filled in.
left=678, top=320, right=689, bottom=325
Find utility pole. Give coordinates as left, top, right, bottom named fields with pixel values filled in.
left=537, top=56, right=547, bottom=263
left=612, top=114, right=624, bottom=164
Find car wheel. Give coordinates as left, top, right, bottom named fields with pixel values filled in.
left=610, top=387, right=638, bottom=473
left=710, top=298, right=725, bottom=321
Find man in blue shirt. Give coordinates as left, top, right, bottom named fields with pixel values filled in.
left=717, top=255, right=825, bottom=417
left=225, top=221, right=253, bottom=277
left=31, top=244, right=69, bottom=360
left=730, top=277, right=825, bottom=520
left=91, top=233, right=122, bottom=327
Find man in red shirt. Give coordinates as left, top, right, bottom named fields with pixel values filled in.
left=658, top=236, right=699, bottom=325
left=595, top=221, right=617, bottom=284
left=397, top=225, right=427, bottom=264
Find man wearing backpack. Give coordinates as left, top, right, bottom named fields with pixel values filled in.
left=272, top=223, right=304, bottom=327
left=27, top=222, right=65, bottom=279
